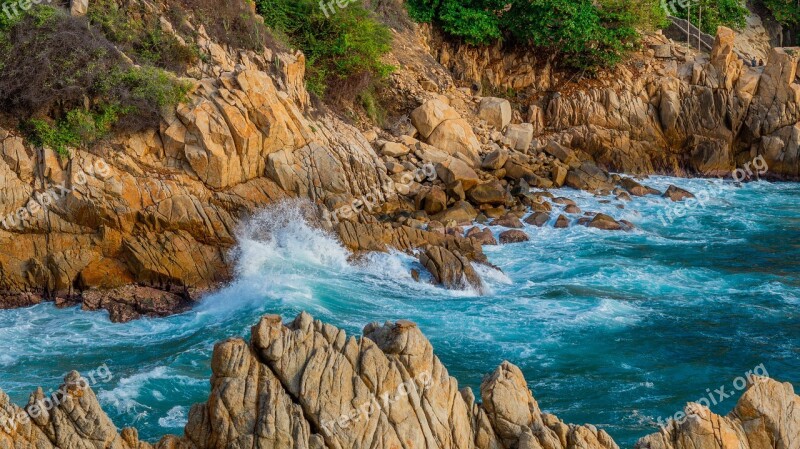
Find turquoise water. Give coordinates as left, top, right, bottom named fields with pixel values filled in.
left=0, top=177, right=798, bottom=447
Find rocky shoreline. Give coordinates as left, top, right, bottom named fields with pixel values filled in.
left=0, top=0, right=797, bottom=320
left=1, top=0, right=798, bottom=319
left=0, top=312, right=797, bottom=449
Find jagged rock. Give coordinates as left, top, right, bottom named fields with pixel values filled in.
left=554, top=215, right=570, bottom=228
left=498, top=229, right=529, bottom=244
left=1, top=314, right=798, bottom=449
left=663, top=185, right=695, bottom=202
left=635, top=377, right=800, bottom=449
left=479, top=97, right=512, bottom=129
left=419, top=246, right=484, bottom=291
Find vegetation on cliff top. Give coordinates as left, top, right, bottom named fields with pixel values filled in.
left=0, top=3, right=190, bottom=157
left=257, top=0, right=393, bottom=103
left=406, top=0, right=668, bottom=71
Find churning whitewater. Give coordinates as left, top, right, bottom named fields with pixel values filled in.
left=0, top=176, right=798, bottom=447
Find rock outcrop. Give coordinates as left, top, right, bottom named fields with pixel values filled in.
left=635, top=376, right=800, bottom=449
left=1, top=313, right=798, bottom=449
left=425, top=24, right=800, bottom=180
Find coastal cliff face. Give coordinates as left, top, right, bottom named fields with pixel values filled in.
left=0, top=0, right=799, bottom=318
left=0, top=313, right=797, bottom=449
left=426, top=26, right=800, bottom=178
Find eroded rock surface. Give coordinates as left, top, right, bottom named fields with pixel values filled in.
left=1, top=313, right=798, bottom=449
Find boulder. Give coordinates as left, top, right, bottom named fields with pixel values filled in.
left=467, top=180, right=510, bottom=206
left=381, top=141, right=410, bottom=157
left=466, top=226, right=498, bottom=245
left=620, top=177, right=659, bottom=196
left=432, top=201, right=479, bottom=225
left=524, top=212, right=550, bottom=227
left=551, top=165, right=568, bottom=187
left=505, top=123, right=534, bottom=151
left=427, top=119, right=482, bottom=164
left=419, top=246, right=484, bottom=291
left=588, top=213, right=623, bottom=230
left=544, top=141, right=579, bottom=167
left=499, top=230, right=529, bottom=244
left=491, top=214, right=524, bottom=229
left=410, top=99, right=460, bottom=138
left=420, top=186, right=447, bottom=215
left=554, top=214, right=570, bottom=228
left=436, top=158, right=481, bottom=190
left=482, top=147, right=509, bottom=170
left=479, top=97, right=512, bottom=129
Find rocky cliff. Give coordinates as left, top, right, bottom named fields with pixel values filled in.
left=1, top=0, right=800, bottom=319
left=0, top=313, right=797, bottom=449
left=424, top=25, right=800, bottom=179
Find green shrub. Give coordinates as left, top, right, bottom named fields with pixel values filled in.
left=762, top=0, right=800, bottom=27
left=256, top=0, right=393, bottom=100
left=0, top=5, right=190, bottom=154
left=88, top=0, right=198, bottom=71
left=671, top=0, right=749, bottom=34
left=406, top=0, right=666, bottom=71
left=24, top=105, right=126, bottom=157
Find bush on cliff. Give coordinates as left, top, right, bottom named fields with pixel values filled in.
left=405, top=0, right=667, bottom=71
left=256, top=0, right=393, bottom=100
left=670, top=0, right=748, bottom=34
left=0, top=5, right=190, bottom=156
left=762, top=0, right=800, bottom=29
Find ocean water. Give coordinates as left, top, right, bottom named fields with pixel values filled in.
left=0, top=176, right=798, bottom=447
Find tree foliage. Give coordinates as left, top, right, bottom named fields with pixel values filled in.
left=406, top=0, right=667, bottom=71
left=257, top=0, right=393, bottom=99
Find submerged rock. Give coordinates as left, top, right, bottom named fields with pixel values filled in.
left=499, top=229, right=529, bottom=244
left=662, top=185, right=696, bottom=202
